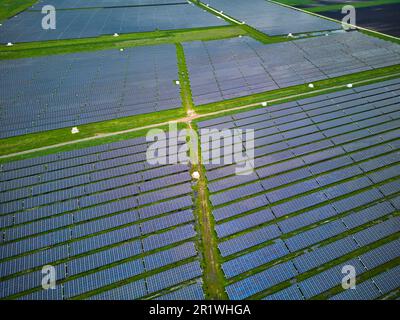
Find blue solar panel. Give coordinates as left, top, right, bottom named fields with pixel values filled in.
left=218, top=224, right=282, bottom=257
left=142, top=224, right=196, bottom=252
left=372, top=265, right=400, bottom=294
left=143, top=242, right=197, bottom=271
left=63, top=259, right=144, bottom=298
left=298, top=259, right=365, bottom=299
left=222, top=240, right=289, bottom=278
left=362, top=234, right=400, bottom=269
left=262, top=285, right=304, bottom=300
left=146, top=261, right=203, bottom=294
left=88, top=279, right=147, bottom=300
left=285, top=220, right=347, bottom=252
left=329, top=280, right=381, bottom=300
left=226, top=261, right=298, bottom=300
left=215, top=209, right=274, bottom=238
left=155, top=281, right=205, bottom=300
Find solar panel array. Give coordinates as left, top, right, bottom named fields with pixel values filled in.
left=0, top=135, right=205, bottom=300
left=197, top=78, right=400, bottom=300
left=202, top=0, right=340, bottom=35
left=0, top=2, right=227, bottom=43
left=30, top=0, right=188, bottom=9
left=183, top=31, right=400, bottom=105
left=0, top=45, right=181, bottom=138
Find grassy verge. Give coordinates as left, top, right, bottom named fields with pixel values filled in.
left=176, top=43, right=195, bottom=113
left=190, top=121, right=227, bottom=299
left=194, top=65, right=400, bottom=115
left=0, top=0, right=36, bottom=21
left=0, top=108, right=185, bottom=158
left=0, top=25, right=247, bottom=60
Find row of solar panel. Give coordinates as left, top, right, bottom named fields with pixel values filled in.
left=0, top=45, right=182, bottom=137
left=203, top=85, right=400, bottom=181
left=203, top=0, right=339, bottom=36
left=221, top=202, right=396, bottom=278
left=211, top=145, right=398, bottom=225
left=226, top=224, right=400, bottom=300
left=185, top=32, right=400, bottom=105
left=0, top=177, right=193, bottom=219
left=203, top=101, right=399, bottom=180
left=197, top=78, right=400, bottom=129
left=15, top=260, right=202, bottom=300
left=0, top=3, right=227, bottom=43
left=30, top=0, right=188, bottom=10
left=1, top=232, right=198, bottom=298
left=0, top=221, right=195, bottom=267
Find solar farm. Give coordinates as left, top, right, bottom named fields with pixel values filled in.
left=0, top=0, right=399, bottom=302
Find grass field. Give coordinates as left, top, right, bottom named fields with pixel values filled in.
left=0, top=0, right=37, bottom=21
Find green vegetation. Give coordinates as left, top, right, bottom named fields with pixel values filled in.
left=0, top=108, right=185, bottom=158
left=0, top=25, right=247, bottom=60
left=176, top=43, right=195, bottom=113
left=0, top=0, right=37, bottom=21
left=190, top=122, right=227, bottom=299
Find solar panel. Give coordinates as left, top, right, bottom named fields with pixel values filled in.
left=262, top=285, right=304, bottom=300
left=146, top=261, right=203, bottom=294
left=222, top=240, right=289, bottom=278
left=154, top=281, right=205, bottom=300
left=225, top=261, right=298, bottom=300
